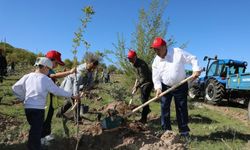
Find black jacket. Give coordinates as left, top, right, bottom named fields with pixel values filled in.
left=133, top=58, right=153, bottom=88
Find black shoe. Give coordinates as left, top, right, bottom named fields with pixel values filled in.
left=139, top=118, right=147, bottom=124
left=139, top=116, right=147, bottom=124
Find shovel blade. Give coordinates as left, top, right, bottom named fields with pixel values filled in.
left=101, top=116, right=124, bottom=129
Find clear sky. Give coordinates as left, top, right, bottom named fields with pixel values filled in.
left=1, top=0, right=250, bottom=71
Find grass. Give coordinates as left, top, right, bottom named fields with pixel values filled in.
left=0, top=67, right=250, bottom=150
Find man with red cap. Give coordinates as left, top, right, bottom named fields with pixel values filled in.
left=151, top=37, right=201, bottom=140
left=127, top=50, right=153, bottom=123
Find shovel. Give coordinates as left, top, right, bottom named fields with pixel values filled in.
left=101, top=76, right=193, bottom=129
left=129, top=88, right=136, bottom=106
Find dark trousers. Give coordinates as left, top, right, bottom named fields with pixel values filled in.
left=160, top=82, right=190, bottom=133
left=140, top=83, right=153, bottom=120
left=25, top=109, right=45, bottom=150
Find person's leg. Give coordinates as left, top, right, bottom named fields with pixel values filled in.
left=56, top=99, right=72, bottom=117
left=140, top=83, right=153, bottom=123
left=161, top=83, right=173, bottom=131
left=173, top=83, right=190, bottom=134
left=25, top=109, right=44, bottom=150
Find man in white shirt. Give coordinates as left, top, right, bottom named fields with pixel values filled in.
left=151, top=37, right=201, bottom=138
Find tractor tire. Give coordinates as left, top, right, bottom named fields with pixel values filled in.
left=188, top=87, right=199, bottom=100
left=205, top=79, right=225, bottom=103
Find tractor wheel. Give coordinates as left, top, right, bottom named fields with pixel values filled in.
left=205, top=79, right=225, bottom=103
left=248, top=101, right=250, bottom=120
left=188, top=87, right=199, bottom=100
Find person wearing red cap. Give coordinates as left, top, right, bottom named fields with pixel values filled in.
left=127, top=50, right=153, bottom=123
left=151, top=37, right=201, bottom=139
left=46, top=50, right=76, bottom=80
left=41, top=50, right=76, bottom=143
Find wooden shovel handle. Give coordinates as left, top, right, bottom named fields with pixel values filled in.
left=124, top=76, right=193, bottom=118
left=70, top=92, right=84, bottom=111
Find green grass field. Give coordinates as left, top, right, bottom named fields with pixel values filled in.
left=0, top=67, right=249, bottom=150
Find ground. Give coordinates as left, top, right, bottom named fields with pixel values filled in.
left=0, top=66, right=250, bottom=150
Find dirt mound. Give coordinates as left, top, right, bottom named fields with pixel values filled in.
left=140, top=131, right=186, bottom=150
left=75, top=112, right=186, bottom=150
left=100, top=101, right=132, bottom=116
left=75, top=101, right=186, bottom=149
left=78, top=122, right=159, bottom=150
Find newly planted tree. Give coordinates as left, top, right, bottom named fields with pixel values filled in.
left=109, top=0, right=174, bottom=86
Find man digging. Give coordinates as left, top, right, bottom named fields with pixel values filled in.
left=127, top=50, right=153, bottom=124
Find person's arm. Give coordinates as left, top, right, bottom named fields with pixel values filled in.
left=136, top=61, right=151, bottom=88
left=46, top=77, right=72, bottom=98
left=49, top=67, right=76, bottom=79
left=180, top=48, right=202, bottom=79
left=152, top=58, right=162, bottom=97
left=12, top=74, right=29, bottom=101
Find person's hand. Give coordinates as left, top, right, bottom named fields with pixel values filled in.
left=69, top=67, right=76, bottom=74
left=191, top=71, right=201, bottom=80
left=155, top=88, right=162, bottom=97
left=71, top=94, right=81, bottom=102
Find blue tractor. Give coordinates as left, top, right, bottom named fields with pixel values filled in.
left=188, top=56, right=250, bottom=119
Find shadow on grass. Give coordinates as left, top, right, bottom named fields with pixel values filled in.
left=0, top=143, right=27, bottom=150
left=0, top=102, right=12, bottom=106
left=148, top=114, right=217, bottom=128
left=189, top=114, right=217, bottom=124
left=193, top=129, right=250, bottom=142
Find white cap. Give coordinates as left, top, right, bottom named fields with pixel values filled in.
left=34, top=57, right=53, bottom=69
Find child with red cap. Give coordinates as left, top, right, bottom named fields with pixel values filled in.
left=41, top=50, right=76, bottom=143
left=46, top=50, right=76, bottom=80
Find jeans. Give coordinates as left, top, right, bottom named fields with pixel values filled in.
left=25, top=109, right=44, bottom=150
left=160, top=82, right=190, bottom=133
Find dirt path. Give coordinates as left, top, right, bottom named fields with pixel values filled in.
left=193, top=102, right=250, bottom=126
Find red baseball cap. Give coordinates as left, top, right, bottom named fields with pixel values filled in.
left=150, top=37, right=167, bottom=49
left=46, top=50, right=65, bottom=66
left=127, top=50, right=137, bottom=59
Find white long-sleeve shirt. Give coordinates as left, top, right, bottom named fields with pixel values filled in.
left=60, top=63, right=93, bottom=96
left=152, top=47, right=201, bottom=90
left=12, top=72, right=72, bottom=109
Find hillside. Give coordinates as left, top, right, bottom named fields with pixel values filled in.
left=0, top=42, right=37, bottom=65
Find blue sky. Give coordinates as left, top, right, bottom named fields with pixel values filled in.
left=1, top=0, right=250, bottom=71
